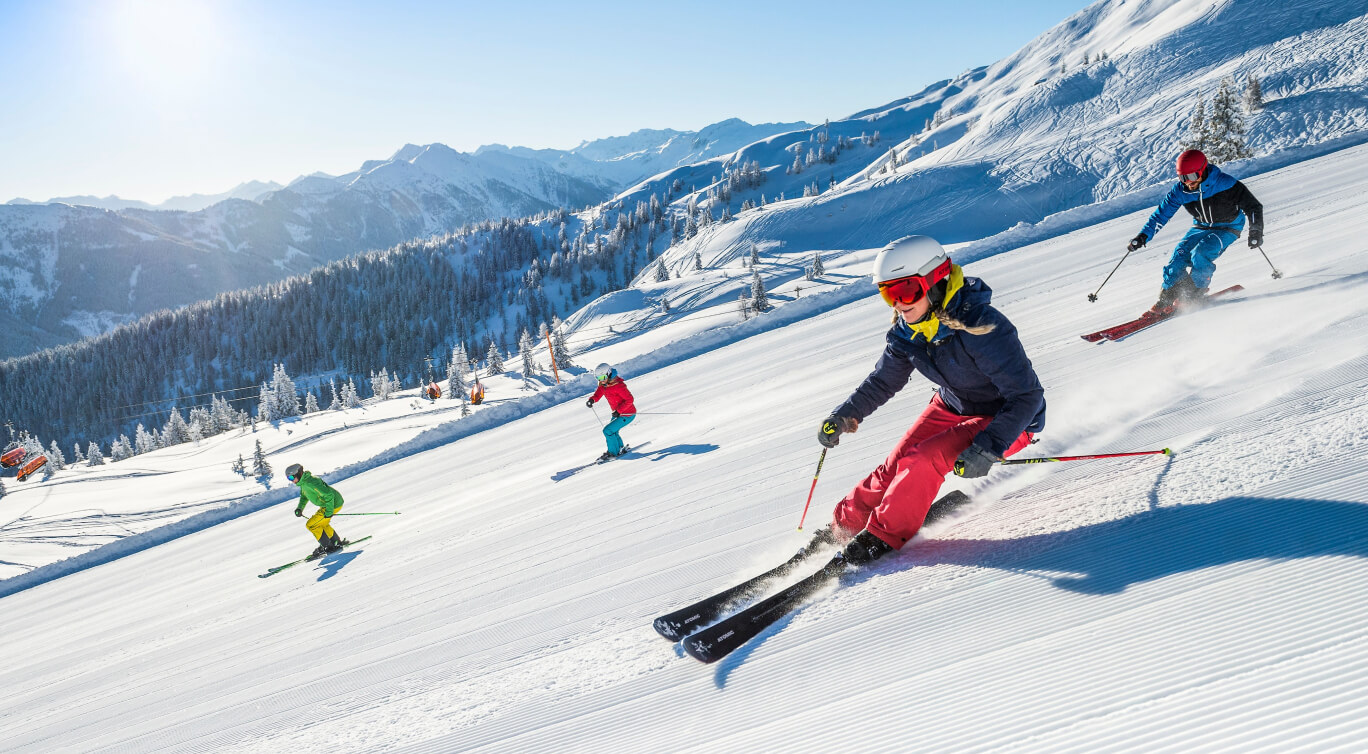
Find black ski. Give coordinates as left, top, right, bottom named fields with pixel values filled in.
left=258, top=535, right=372, bottom=578
left=682, top=555, right=845, bottom=663
left=653, top=490, right=969, bottom=642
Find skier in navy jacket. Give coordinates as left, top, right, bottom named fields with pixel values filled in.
left=1128, top=149, right=1264, bottom=314
left=816, top=236, right=1046, bottom=565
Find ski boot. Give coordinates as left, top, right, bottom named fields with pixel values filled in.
left=324, top=531, right=345, bottom=554
left=1178, top=284, right=1211, bottom=310
left=597, top=451, right=615, bottom=463
left=308, top=542, right=329, bottom=560
left=841, top=529, right=894, bottom=566
left=1148, top=285, right=1180, bottom=316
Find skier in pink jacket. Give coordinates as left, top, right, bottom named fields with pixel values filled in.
left=586, top=363, right=637, bottom=462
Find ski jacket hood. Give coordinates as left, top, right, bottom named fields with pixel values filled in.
left=835, top=274, right=1046, bottom=456
left=294, top=471, right=344, bottom=516
left=590, top=377, right=636, bottom=416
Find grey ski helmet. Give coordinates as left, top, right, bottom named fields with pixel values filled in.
left=594, top=363, right=614, bottom=381
left=285, top=463, right=304, bottom=482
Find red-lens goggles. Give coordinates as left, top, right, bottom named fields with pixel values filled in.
left=878, top=275, right=932, bottom=307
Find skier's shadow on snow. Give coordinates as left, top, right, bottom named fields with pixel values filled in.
left=710, top=496, right=1368, bottom=685
left=315, top=549, right=362, bottom=581
left=913, top=496, right=1368, bottom=595
left=637, top=443, right=720, bottom=461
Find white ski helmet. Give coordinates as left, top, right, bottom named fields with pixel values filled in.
left=594, top=363, right=615, bottom=381
left=872, top=235, right=951, bottom=285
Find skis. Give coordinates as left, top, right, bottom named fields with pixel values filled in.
left=683, top=556, right=845, bottom=663
left=655, top=490, right=972, bottom=660
left=1081, top=284, right=1243, bottom=343
left=258, top=536, right=372, bottom=578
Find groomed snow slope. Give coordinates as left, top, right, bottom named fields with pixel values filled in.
left=3, top=143, right=1368, bottom=752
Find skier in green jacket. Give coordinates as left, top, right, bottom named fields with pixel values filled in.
left=286, top=463, right=346, bottom=558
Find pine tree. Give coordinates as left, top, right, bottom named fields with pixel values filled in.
left=162, top=409, right=190, bottom=446
left=1243, top=72, right=1263, bottom=113
left=47, top=441, right=66, bottom=470
left=87, top=441, right=104, bottom=466
left=1182, top=98, right=1209, bottom=152
left=751, top=270, right=769, bottom=312
left=271, top=364, right=300, bottom=418
left=111, top=435, right=134, bottom=462
left=328, top=379, right=343, bottom=411
left=694, top=252, right=703, bottom=271
left=519, top=329, right=538, bottom=389
left=737, top=292, right=751, bottom=321
left=447, top=343, right=469, bottom=397
left=0, top=477, right=5, bottom=499
left=252, top=439, right=271, bottom=478
left=370, top=368, right=394, bottom=402
left=654, top=261, right=671, bottom=282
left=551, top=317, right=573, bottom=370
left=485, top=340, right=505, bottom=375
left=750, top=243, right=760, bottom=267
left=342, top=379, right=363, bottom=408
left=304, top=391, right=320, bottom=414
left=135, top=423, right=158, bottom=454
left=1207, top=77, right=1252, bottom=163
left=72, top=443, right=86, bottom=463
left=231, top=454, right=246, bottom=476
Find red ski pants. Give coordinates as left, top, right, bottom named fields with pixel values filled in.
left=831, top=394, right=1033, bottom=549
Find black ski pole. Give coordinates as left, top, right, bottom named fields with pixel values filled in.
left=1256, top=244, right=1282, bottom=279
left=1088, top=246, right=1137, bottom=302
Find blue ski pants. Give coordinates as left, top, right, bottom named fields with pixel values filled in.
left=1162, top=227, right=1238, bottom=289
left=603, top=414, right=635, bottom=454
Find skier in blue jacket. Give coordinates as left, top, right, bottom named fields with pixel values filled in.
left=1127, top=149, right=1264, bottom=314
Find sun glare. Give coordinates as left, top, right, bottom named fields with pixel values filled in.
left=105, top=0, right=224, bottom=88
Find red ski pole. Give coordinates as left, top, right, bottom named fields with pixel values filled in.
left=796, top=448, right=828, bottom=531
left=998, top=448, right=1172, bottom=465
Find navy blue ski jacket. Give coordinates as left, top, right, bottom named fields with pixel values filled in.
left=833, top=276, right=1046, bottom=457
left=1139, top=165, right=1263, bottom=240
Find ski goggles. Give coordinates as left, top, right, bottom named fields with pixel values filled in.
left=1181, top=171, right=1202, bottom=183
left=287, top=471, right=300, bottom=482
left=877, top=275, right=933, bottom=307
left=596, top=373, right=611, bottom=382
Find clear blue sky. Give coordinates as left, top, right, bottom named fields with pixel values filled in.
left=0, top=0, right=1088, bottom=203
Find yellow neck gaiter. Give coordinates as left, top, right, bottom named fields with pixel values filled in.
left=896, top=264, right=967, bottom=343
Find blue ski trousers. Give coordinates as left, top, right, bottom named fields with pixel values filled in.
left=603, top=414, right=635, bottom=455
left=1162, top=227, right=1238, bottom=289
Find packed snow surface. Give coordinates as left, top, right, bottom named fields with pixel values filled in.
left=3, top=134, right=1368, bottom=752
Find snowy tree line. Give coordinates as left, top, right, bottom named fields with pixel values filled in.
left=0, top=212, right=632, bottom=448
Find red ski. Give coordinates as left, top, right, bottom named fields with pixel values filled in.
left=1082, top=285, right=1243, bottom=343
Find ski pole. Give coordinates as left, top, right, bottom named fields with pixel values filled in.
left=332, top=512, right=402, bottom=516
left=588, top=404, right=605, bottom=427
left=1087, top=246, right=1139, bottom=302
left=631, top=411, right=693, bottom=415
left=998, top=448, right=1171, bottom=465
left=1255, top=244, right=1282, bottom=279
left=796, top=448, right=828, bottom=531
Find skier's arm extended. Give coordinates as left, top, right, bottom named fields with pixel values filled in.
left=834, top=344, right=916, bottom=423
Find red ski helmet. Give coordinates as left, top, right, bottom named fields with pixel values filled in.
left=1176, top=149, right=1208, bottom=181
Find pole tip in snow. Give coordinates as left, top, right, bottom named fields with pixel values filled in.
left=1087, top=293, right=1098, bottom=302
left=1161, top=448, right=1172, bottom=455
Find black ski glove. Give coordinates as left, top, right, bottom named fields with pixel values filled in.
left=1127, top=233, right=1148, bottom=252
left=611, top=411, right=620, bottom=419
left=1247, top=227, right=1263, bottom=248
left=818, top=414, right=858, bottom=448
left=294, top=507, right=304, bottom=518
left=585, top=398, right=595, bottom=408
left=954, top=443, right=999, bottom=479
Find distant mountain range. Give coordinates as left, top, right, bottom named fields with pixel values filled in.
left=0, top=118, right=807, bottom=359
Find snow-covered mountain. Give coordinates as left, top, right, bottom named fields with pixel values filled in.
left=617, top=0, right=1368, bottom=279
left=2, top=129, right=1367, bottom=752
left=4, top=180, right=284, bottom=213
left=0, top=120, right=805, bottom=359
